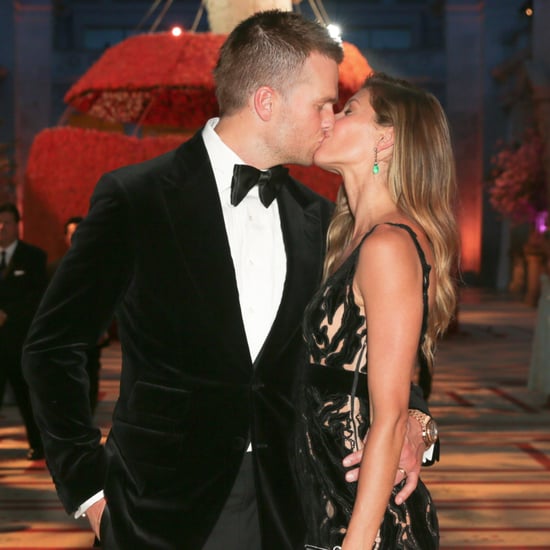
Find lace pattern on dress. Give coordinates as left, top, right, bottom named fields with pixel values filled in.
left=295, top=223, right=439, bottom=550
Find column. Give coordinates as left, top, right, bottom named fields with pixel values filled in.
left=13, top=0, right=53, bottom=218
left=446, top=0, right=484, bottom=279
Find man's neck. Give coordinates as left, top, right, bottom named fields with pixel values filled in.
left=214, top=114, right=275, bottom=170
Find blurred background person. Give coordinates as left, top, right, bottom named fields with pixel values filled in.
left=47, top=215, right=83, bottom=279
left=0, top=202, right=47, bottom=460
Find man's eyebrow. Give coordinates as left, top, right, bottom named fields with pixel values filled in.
left=318, top=95, right=338, bottom=104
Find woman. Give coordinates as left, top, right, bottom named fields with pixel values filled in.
left=295, top=72, right=459, bottom=549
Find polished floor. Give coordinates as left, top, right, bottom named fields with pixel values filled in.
left=0, top=288, right=549, bottom=549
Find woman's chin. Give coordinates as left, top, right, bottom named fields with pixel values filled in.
left=312, top=153, right=329, bottom=170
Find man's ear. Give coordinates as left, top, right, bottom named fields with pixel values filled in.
left=254, top=86, right=275, bottom=121
left=377, top=127, right=394, bottom=152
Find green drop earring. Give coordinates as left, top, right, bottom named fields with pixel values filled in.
left=373, top=147, right=379, bottom=174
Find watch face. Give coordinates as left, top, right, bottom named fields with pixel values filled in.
left=426, top=419, right=438, bottom=443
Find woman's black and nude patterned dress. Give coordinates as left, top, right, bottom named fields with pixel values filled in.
left=295, top=223, right=439, bottom=550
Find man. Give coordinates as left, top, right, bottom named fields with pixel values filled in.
left=46, top=216, right=84, bottom=279
left=0, top=202, right=47, bottom=460
left=23, top=11, right=437, bottom=549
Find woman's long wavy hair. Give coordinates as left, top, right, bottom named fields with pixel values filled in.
left=323, top=72, right=459, bottom=368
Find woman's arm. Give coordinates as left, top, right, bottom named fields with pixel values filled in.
left=342, top=225, right=426, bottom=550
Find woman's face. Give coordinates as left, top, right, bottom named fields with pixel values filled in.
left=313, top=88, right=380, bottom=174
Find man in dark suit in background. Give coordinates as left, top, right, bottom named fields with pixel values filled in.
left=0, top=202, right=47, bottom=460
left=23, top=10, right=436, bottom=550
left=46, top=216, right=84, bottom=279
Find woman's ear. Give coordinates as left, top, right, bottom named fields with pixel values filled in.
left=377, top=127, right=394, bottom=152
left=254, top=86, right=275, bottom=121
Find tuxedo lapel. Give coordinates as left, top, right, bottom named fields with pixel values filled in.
left=160, top=133, right=252, bottom=373
left=254, top=180, right=325, bottom=368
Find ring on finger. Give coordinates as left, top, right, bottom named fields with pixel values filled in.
left=397, top=467, right=407, bottom=478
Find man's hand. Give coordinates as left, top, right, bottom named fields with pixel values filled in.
left=86, top=497, right=106, bottom=539
left=393, top=415, right=425, bottom=504
left=0, top=309, right=7, bottom=327
left=342, top=415, right=425, bottom=505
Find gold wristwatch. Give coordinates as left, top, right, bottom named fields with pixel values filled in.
left=408, top=409, right=438, bottom=448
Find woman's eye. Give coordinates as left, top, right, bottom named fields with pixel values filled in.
left=344, top=108, right=352, bottom=116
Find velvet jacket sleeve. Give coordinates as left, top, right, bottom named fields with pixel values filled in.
left=22, top=174, right=133, bottom=514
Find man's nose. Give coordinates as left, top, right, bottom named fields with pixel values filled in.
left=322, top=109, right=335, bottom=131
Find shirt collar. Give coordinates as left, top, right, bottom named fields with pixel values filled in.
left=0, top=239, right=18, bottom=256
left=202, top=117, right=245, bottom=195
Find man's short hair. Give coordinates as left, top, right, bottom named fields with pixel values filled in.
left=214, top=9, right=344, bottom=115
left=0, top=202, right=21, bottom=222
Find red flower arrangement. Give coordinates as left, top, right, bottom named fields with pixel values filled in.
left=64, top=32, right=226, bottom=129
left=24, top=127, right=341, bottom=261
left=487, top=128, right=547, bottom=225
left=24, top=127, right=186, bottom=260
left=64, top=32, right=372, bottom=128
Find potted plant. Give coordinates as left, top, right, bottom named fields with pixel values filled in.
left=487, top=128, right=547, bottom=305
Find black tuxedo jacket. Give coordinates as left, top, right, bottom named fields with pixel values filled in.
left=0, top=240, right=47, bottom=353
left=23, top=131, right=335, bottom=549
left=23, top=131, right=434, bottom=549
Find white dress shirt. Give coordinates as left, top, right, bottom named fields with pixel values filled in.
left=202, top=117, right=286, bottom=362
left=0, top=239, right=18, bottom=267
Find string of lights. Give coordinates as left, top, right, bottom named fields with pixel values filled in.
left=136, top=0, right=339, bottom=36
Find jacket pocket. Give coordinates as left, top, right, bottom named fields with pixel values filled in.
left=111, top=419, right=185, bottom=470
left=127, top=380, right=191, bottom=423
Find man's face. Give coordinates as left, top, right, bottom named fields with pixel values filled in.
left=270, top=52, right=339, bottom=166
left=0, top=211, right=19, bottom=248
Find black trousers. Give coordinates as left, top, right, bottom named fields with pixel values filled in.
left=0, top=346, right=43, bottom=450
left=202, top=452, right=261, bottom=550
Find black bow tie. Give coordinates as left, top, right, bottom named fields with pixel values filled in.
left=230, top=164, right=288, bottom=208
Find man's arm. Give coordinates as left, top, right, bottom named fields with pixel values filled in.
left=22, top=174, right=133, bottom=514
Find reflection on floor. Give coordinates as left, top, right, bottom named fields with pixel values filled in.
left=0, top=288, right=549, bottom=548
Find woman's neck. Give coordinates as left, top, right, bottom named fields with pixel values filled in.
left=342, top=170, right=399, bottom=239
